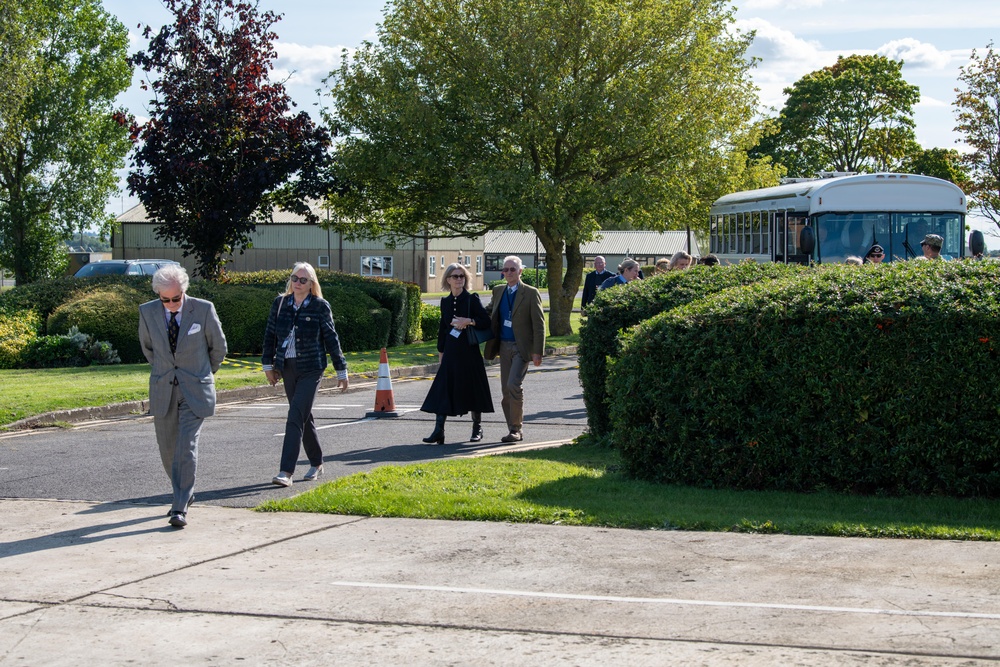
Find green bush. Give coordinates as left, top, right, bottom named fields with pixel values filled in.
left=19, top=327, right=121, bottom=368
left=225, top=269, right=412, bottom=347
left=421, top=304, right=441, bottom=342
left=607, top=261, right=1000, bottom=497
left=0, top=275, right=154, bottom=324
left=579, top=262, right=805, bottom=436
left=0, top=310, right=42, bottom=369
left=189, top=283, right=277, bottom=356
left=47, top=286, right=147, bottom=363
left=404, top=282, right=423, bottom=343
left=326, top=288, right=391, bottom=352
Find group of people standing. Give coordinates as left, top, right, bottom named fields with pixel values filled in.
left=141, top=256, right=545, bottom=528
left=580, top=252, right=711, bottom=310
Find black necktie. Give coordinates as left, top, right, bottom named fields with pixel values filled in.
left=168, top=312, right=179, bottom=354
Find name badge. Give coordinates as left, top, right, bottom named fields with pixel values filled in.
left=503, top=319, right=513, bottom=328
left=449, top=328, right=463, bottom=338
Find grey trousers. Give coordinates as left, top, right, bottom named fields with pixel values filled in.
left=499, top=340, right=529, bottom=433
left=153, top=384, right=203, bottom=514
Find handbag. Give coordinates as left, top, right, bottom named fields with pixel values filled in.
left=464, top=293, right=495, bottom=346
left=467, top=325, right=495, bottom=346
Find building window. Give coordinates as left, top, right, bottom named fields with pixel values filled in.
left=475, top=255, right=482, bottom=275
left=361, top=255, right=393, bottom=277
left=485, top=255, right=501, bottom=271
left=464, top=255, right=471, bottom=267
left=317, top=255, right=330, bottom=268
left=440, top=256, right=445, bottom=272
left=429, top=255, right=436, bottom=277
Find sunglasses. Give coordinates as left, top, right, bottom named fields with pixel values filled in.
left=500, top=267, right=519, bottom=273
left=448, top=274, right=466, bottom=279
left=289, top=275, right=310, bottom=284
left=869, top=253, right=884, bottom=257
left=159, top=295, right=182, bottom=303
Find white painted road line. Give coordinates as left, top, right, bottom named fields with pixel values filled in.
left=327, top=581, right=1000, bottom=621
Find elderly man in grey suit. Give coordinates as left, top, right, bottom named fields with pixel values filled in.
left=484, top=256, right=545, bottom=443
left=139, top=265, right=227, bottom=528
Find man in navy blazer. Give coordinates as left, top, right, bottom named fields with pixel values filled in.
left=139, top=265, right=226, bottom=528
left=484, top=256, right=545, bottom=442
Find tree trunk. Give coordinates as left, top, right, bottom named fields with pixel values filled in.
left=535, top=230, right=582, bottom=337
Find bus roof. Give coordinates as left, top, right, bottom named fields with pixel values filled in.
left=711, top=173, right=967, bottom=216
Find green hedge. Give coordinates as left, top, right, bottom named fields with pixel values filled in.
left=607, top=261, right=1000, bottom=497
left=47, top=285, right=147, bottom=364
left=225, top=269, right=412, bottom=347
left=0, top=310, right=41, bottom=369
left=421, top=304, right=441, bottom=342
left=579, top=262, right=805, bottom=436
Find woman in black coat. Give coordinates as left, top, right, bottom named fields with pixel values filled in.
left=420, top=262, right=494, bottom=444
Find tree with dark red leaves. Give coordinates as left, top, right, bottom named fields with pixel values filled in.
left=128, top=0, right=330, bottom=280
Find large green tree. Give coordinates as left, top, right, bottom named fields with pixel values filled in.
left=954, top=43, right=1000, bottom=228
left=326, top=0, right=773, bottom=335
left=902, top=147, right=970, bottom=190
left=0, top=0, right=131, bottom=285
left=752, top=55, right=921, bottom=177
left=129, top=0, right=331, bottom=280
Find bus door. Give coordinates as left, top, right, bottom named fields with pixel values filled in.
left=772, top=211, right=809, bottom=264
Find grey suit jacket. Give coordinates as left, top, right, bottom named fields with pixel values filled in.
left=483, top=281, right=545, bottom=362
left=139, top=296, right=227, bottom=419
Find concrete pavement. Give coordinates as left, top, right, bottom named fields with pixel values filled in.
left=2, top=498, right=999, bottom=665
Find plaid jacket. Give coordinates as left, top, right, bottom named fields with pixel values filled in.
left=261, top=294, right=347, bottom=375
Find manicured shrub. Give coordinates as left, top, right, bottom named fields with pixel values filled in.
left=607, top=261, right=1000, bottom=497
left=47, top=286, right=147, bottom=363
left=404, top=282, right=422, bottom=343
left=19, top=327, right=121, bottom=368
left=0, top=275, right=153, bottom=324
left=188, top=283, right=277, bottom=356
left=224, top=269, right=412, bottom=347
left=0, top=310, right=42, bottom=369
left=421, top=304, right=441, bottom=342
left=326, top=288, right=391, bottom=352
left=579, top=262, right=805, bottom=436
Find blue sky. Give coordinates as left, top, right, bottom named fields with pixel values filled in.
left=102, top=0, right=999, bottom=234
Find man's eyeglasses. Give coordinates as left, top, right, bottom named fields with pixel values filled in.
left=290, top=275, right=310, bottom=284
left=500, top=267, right=518, bottom=273
left=159, top=295, right=182, bottom=303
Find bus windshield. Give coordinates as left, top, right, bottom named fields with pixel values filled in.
left=814, top=212, right=964, bottom=263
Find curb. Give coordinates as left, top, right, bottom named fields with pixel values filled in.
left=5, top=347, right=577, bottom=430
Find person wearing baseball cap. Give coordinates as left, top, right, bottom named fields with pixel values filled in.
left=920, top=234, right=946, bottom=260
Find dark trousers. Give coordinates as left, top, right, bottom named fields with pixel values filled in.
left=279, top=359, right=324, bottom=474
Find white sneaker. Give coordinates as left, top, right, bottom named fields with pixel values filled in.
left=303, top=465, right=324, bottom=481
left=271, top=472, right=293, bottom=487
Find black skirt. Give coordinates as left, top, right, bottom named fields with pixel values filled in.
left=420, top=291, right=495, bottom=416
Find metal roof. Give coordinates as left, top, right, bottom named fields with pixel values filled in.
left=483, top=230, right=699, bottom=256
left=117, top=202, right=329, bottom=224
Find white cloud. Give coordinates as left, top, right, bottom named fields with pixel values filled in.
left=274, top=42, right=353, bottom=90
left=916, top=95, right=950, bottom=108
left=877, top=38, right=952, bottom=70
left=743, top=0, right=828, bottom=8
left=737, top=18, right=834, bottom=107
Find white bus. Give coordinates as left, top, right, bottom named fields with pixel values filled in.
left=708, top=173, right=968, bottom=264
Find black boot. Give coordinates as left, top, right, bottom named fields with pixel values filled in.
left=423, top=414, right=446, bottom=444
left=469, top=412, right=483, bottom=442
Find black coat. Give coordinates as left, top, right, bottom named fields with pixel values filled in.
left=582, top=269, right=614, bottom=309
left=420, top=290, right=495, bottom=416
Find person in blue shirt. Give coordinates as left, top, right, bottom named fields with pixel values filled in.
left=600, top=258, right=640, bottom=290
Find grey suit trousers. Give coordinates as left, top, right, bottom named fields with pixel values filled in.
left=154, top=383, right=203, bottom=513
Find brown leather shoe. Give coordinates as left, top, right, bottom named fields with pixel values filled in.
left=500, top=431, right=522, bottom=443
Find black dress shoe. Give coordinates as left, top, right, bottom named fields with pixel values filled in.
left=166, top=495, right=195, bottom=517
left=168, top=511, right=187, bottom=528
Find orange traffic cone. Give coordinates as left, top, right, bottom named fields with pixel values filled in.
left=365, top=347, right=399, bottom=418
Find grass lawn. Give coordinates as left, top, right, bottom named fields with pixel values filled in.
left=257, top=436, right=1000, bottom=541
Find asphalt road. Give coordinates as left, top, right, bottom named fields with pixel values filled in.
left=0, top=354, right=586, bottom=508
